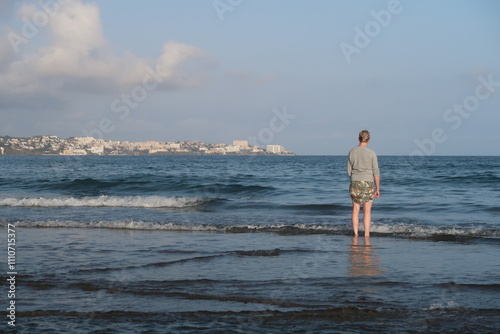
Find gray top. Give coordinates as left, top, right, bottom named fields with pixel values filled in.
left=347, top=146, right=380, bottom=182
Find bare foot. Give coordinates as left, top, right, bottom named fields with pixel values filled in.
left=351, top=236, right=359, bottom=245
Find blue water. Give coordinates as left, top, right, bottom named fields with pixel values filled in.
left=1, top=155, right=499, bottom=333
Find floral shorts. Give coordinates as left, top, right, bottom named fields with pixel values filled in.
left=349, top=181, right=375, bottom=204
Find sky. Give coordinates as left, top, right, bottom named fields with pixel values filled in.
left=0, top=0, right=499, bottom=155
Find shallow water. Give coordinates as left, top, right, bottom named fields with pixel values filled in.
left=1, top=155, right=499, bottom=333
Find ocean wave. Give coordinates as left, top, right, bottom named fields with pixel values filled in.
left=0, top=195, right=211, bottom=208
left=369, top=223, right=499, bottom=238
left=5, top=220, right=499, bottom=239
left=426, top=301, right=465, bottom=311
left=10, top=220, right=222, bottom=231
left=434, top=173, right=500, bottom=184
left=8, top=175, right=280, bottom=195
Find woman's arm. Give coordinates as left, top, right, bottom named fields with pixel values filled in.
left=374, top=175, right=380, bottom=197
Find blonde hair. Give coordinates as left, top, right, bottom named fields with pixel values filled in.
left=358, top=130, right=370, bottom=143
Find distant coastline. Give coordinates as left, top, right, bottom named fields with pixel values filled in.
left=0, top=136, right=294, bottom=156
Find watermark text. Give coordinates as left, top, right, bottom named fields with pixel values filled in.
left=7, top=224, right=17, bottom=327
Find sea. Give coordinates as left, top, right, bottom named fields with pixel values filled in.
left=1, top=155, right=499, bottom=334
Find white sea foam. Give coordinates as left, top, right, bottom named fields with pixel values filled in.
left=5, top=220, right=498, bottom=238
left=235, top=222, right=498, bottom=237
left=369, top=222, right=497, bottom=237
left=0, top=196, right=210, bottom=208
left=426, top=301, right=464, bottom=311
left=11, top=220, right=222, bottom=231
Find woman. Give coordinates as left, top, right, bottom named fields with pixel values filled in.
left=347, top=130, right=380, bottom=237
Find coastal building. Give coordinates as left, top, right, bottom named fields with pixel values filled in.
left=0, top=135, right=294, bottom=156
left=233, top=140, right=249, bottom=148
left=72, top=149, right=88, bottom=155
left=225, top=145, right=241, bottom=153
left=148, top=149, right=168, bottom=154
left=266, top=145, right=285, bottom=153
left=88, top=146, right=104, bottom=155
left=212, top=147, right=226, bottom=154
left=72, top=137, right=95, bottom=145
left=167, top=143, right=181, bottom=149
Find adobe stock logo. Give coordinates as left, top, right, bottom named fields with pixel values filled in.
left=340, top=0, right=410, bottom=64
left=82, top=65, right=167, bottom=139
left=410, top=74, right=499, bottom=161
left=213, top=0, right=243, bottom=21
left=247, top=107, right=296, bottom=147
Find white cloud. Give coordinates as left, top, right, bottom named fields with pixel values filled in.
left=34, top=1, right=109, bottom=78
left=0, top=0, right=210, bottom=108
left=0, top=27, right=15, bottom=66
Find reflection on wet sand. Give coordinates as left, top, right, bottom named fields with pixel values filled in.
left=348, top=236, right=382, bottom=277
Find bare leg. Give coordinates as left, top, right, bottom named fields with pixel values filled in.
left=351, top=201, right=360, bottom=236
left=362, top=201, right=373, bottom=237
